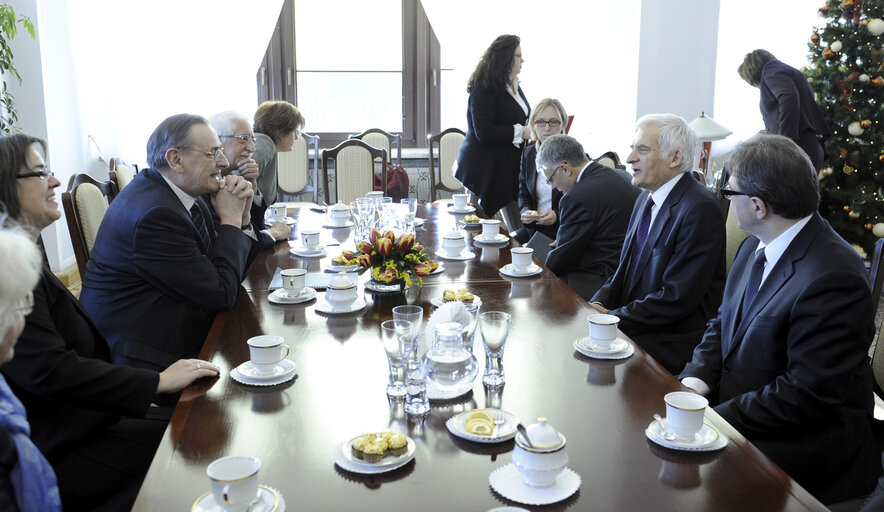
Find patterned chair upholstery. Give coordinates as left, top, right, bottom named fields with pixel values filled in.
left=278, top=132, right=320, bottom=204
left=351, top=128, right=401, bottom=165
left=427, top=128, right=465, bottom=202
left=321, top=139, right=387, bottom=204
left=109, top=157, right=136, bottom=191
left=61, top=174, right=118, bottom=280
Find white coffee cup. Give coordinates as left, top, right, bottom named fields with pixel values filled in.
left=365, top=191, right=384, bottom=201
left=442, top=232, right=466, bottom=256
left=480, top=219, right=501, bottom=238
left=664, top=391, right=709, bottom=440
left=453, top=193, right=469, bottom=209
left=247, top=335, right=290, bottom=371
left=207, top=456, right=261, bottom=512
left=588, top=314, right=620, bottom=349
left=269, top=203, right=287, bottom=221
left=300, top=230, right=321, bottom=250
left=280, top=268, right=306, bottom=296
left=510, top=247, right=534, bottom=271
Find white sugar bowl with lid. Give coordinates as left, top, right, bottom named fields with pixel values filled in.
left=511, top=417, right=568, bottom=487
left=441, top=230, right=466, bottom=257
left=328, top=202, right=351, bottom=226
left=325, top=272, right=358, bottom=310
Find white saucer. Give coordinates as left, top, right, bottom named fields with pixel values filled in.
left=446, top=409, right=519, bottom=443
left=192, top=485, right=285, bottom=512
left=448, top=205, right=476, bottom=214
left=645, top=419, right=729, bottom=452
left=461, top=220, right=483, bottom=229
left=324, top=263, right=360, bottom=273
left=499, top=264, right=542, bottom=278
left=573, top=337, right=634, bottom=360
left=474, top=234, right=509, bottom=244
left=231, top=362, right=297, bottom=387
left=430, top=295, right=482, bottom=308
left=489, top=464, right=580, bottom=506
left=290, top=246, right=326, bottom=258
left=323, top=220, right=354, bottom=229
left=265, top=216, right=296, bottom=227
left=269, top=287, right=317, bottom=304
left=414, top=218, right=426, bottom=227
left=314, top=299, right=367, bottom=314
left=436, top=250, right=476, bottom=261
left=235, top=359, right=297, bottom=381
left=333, top=437, right=416, bottom=474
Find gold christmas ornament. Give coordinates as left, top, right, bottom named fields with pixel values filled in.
left=843, top=165, right=855, bottom=174
left=862, top=119, right=872, bottom=129
left=811, top=33, right=820, bottom=44
left=879, top=153, right=884, bottom=162
left=843, top=205, right=852, bottom=212
left=872, top=76, right=884, bottom=88
left=823, top=48, right=837, bottom=59
left=866, top=223, right=874, bottom=231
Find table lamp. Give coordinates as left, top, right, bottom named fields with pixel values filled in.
left=688, top=112, right=731, bottom=187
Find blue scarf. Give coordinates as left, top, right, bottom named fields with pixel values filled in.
left=0, top=375, right=61, bottom=511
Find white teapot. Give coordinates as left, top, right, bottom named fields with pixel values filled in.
left=328, top=202, right=351, bottom=226
left=511, top=417, right=568, bottom=487
left=441, top=230, right=466, bottom=257
left=325, top=272, right=358, bottom=311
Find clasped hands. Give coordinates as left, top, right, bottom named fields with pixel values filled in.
left=212, top=174, right=254, bottom=228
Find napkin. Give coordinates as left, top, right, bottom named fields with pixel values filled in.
left=426, top=301, right=471, bottom=341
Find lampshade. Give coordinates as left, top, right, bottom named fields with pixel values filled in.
left=689, top=112, right=732, bottom=141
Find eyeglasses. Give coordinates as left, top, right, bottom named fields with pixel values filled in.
left=12, top=291, right=33, bottom=316
left=632, top=145, right=658, bottom=155
left=220, top=134, right=258, bottom=144
left=720, top=188, right=748, bottom=200
left=16, top=169, right=54, bottom=180
left=533, top=119, right=562, bottom=128
left=178, top=147, right=226, bottom=163
left=545, top=165, right=563, bottom=185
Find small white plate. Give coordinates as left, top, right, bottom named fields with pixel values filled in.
left=489, top=464, right=580, bottom=506
left=324, top=263, right=360, bottom=273
left=430, top=295, right=482, bottom=308
left=333, top=435, right=416, bottom=474
left=414, top=218, right=426, bottom=227
left=314, top=299, right=367, bottom=315
left=573, top=337, right=634, bottom=360
left=235, top=359, right=296, bottom=381
left=499, top=264, right=542, bottom=278
left=230, top=364, right=297, bottom=387
left=436, top=250, right=476, bottom=261
left=265, top=216, right=296, bottom=227
left=192, top=485, right=285, bottom=512
left=645, top=419, right=729, bottom=452
left=446, top=409, right=519, bottom=443
left=427, top=263, right=445, bottom=276
left=448, top=205, right=476, bottom=214
left=268, top=287, right=317, bottom=304
left=290, top=246, right=326, bottom=258
left=323, top=220, right=354, bottom=229
left=474, top=234, right=509, bottom=244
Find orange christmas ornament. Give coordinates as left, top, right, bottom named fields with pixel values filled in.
left=840, top=147, right=849, bottom=158
left=872, top=76, right=884, bottom=87
left=823, top=48, right=836, bottom=59
left=867, top=223, right=874, bottom=231
left=862, top=119, right=872, bottom=129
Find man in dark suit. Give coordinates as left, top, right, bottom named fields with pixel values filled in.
left=591, top=114, right=726, bottom=374
left=679, top=134, right=880, bottom=505
left=539, top=135, right=639, bottom=300
left=209, top=111, right=290, bottom=250
left=80, top=113, right=262, bottom=371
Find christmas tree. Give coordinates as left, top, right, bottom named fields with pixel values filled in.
left=806, top=0, right=884, bottom=257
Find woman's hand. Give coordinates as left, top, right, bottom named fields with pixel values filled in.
left=536, top=210, right=556, bottom=226
left=520, top=210, right=538, bottom=224
left=521, top=125, right=532, bottom=140
left=157, top=359, right=220, bottom=393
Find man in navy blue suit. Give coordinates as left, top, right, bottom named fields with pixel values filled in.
left=591, top=114, right=725, bottom=375
left=80, top=114, right=261, bottom=371
left=680, top=134, right=880, bottom=505
left=538, top=134, right=639, bottom=300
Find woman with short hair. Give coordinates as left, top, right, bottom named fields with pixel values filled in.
left=253, top=100, right=305, bottom=204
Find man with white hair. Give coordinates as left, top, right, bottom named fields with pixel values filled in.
left=590, top=113, right=726, bottom=374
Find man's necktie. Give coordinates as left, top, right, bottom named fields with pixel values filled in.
left=742, top=248, right=767, bottom=310
left=623, top=197, right=654, bottom=298
left=190, top=203, right=211, bottom=250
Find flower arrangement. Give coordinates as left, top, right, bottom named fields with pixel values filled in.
left=342, top=229, right=439, bottom=287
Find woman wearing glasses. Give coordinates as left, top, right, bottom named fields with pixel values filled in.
left=0, top=133, right=220, bottom=510
left=454, top=34, right=530, bottom=232
left=252, top=100, right=305, bottom=205
left=515, top=98, right=567, bottom=244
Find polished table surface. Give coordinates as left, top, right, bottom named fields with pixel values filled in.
left=133, top=205, right=826, bottom=511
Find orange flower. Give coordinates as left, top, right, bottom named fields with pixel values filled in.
left=376, top=237, right=393, bottom=257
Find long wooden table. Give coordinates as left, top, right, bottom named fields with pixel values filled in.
left=133, top=204, right=826, bottom=511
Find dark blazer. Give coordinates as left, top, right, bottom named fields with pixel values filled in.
left=592, top=173, right=726, bottom=374
left=680, top=214, right=880, bottom=504
left=80, top=168, right=261, bottom=371
left=1, top=266, right=157, bottom=460
left=545, top=162, right=640, bottom=300
left=759, top=60, right=830, bottom=167
left=516, top=144, right=562, bottom=241
left=454, top=84, right=529, bottom=216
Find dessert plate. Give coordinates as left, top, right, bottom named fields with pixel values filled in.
left=430, top=295, right=482, bottom=308
left=573, top=337, right=634, bottom=360
left=489, top=464, right=580, bottom=506
left=499, top=264, right=542, bottom=278
left=268, top=287, right=316, bottom=304
left=314, top=300, right=367, bottom=315
left=322, top=220, right=354, bottom=229
left=447, top=409, right=519, bottom=443
left=290, top=246, right=326, bottom=258
left=414, top=218, right=426, bottom=227
left=460, top=220, right=483, bottom=229
left=230, top=362, right=297, bottom=387
left=235, top=360, right=296, bottom=381
left=265, top=216, right=296, bottom=227
left=333, top=435, right=416, bottom=474
left=448, top=205, right=476, bottom=214
left=436, top=250, right=476, bottom=261
left=192, top=485, right=285, bottom=512
left=645, top=419, right=728, bottom=452
left=324, top=263, right=360, bottom=273
left=474, top=234, right=509, bottom=244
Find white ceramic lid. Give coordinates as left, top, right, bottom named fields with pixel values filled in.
left=328, top=272, right=356, bottom=289
left=331, top=202, right=349, bottom=211
left=520, top=417, right=565, bottom=451
left=443, top=230, right=465, bottom=240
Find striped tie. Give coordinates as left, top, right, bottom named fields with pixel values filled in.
left=622, top=197, right=654, bottom=301
left=742, top=248, right=766, bottom=310
left=190, top=203, right=211, bottom=250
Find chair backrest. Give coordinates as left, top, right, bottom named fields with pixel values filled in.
left=870, top=238, right=884, bottom=318
left=61, top=174, right=117, bottom=280
left=278, top=132, right=320, bottom=202
left=427, top=128, right=466, bottom=202
left=109, top=157, right=136, bottom=192
left=350, top=128, right=401, bottom=165
left=724, top=202, right=751, bottom=276
left=321, top=139, right=387, bottom=204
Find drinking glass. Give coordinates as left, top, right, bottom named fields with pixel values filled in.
left=392, top=305, right=423, bottom=359
left=380, top=319, right=411, bottom=399
left=393, top=305, right=429, bottom=416
left=349, top=200, right=362, bottom=239
left=357, top=197, right=375, bottom=234
left=376, top=197, right=394, bottom=230
left=461, top=302, right=481, bottom=353
left=480, top=311, right=511, bottom=387
left=400, top=198, right=417, bottom=234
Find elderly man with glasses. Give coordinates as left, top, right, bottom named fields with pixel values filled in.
left=80, top=113, right=262, bottom=371
left=537, top=135, right=639, bottom=300
left=209, top=111, right=291, bottom=249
